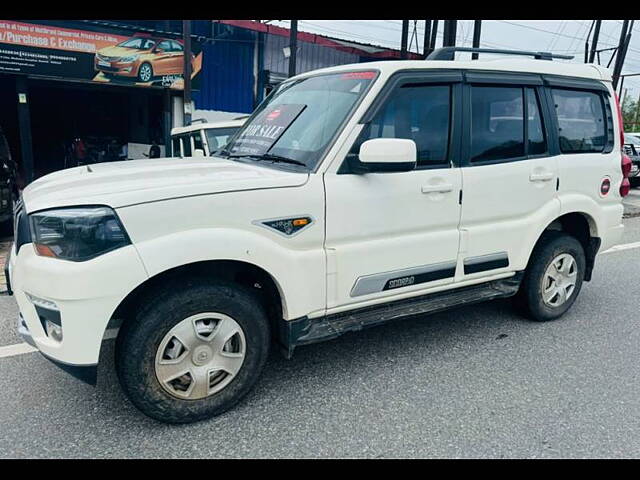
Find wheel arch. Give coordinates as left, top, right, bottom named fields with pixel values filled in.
left=532, top=211, right=600, bottom=281
left=110, top=259, right=287, bottom=340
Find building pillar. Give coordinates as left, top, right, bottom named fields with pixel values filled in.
left=15, top=76, right=34, bottom=184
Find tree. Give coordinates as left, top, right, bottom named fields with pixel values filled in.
left=622, top=94, right=640, bottom=132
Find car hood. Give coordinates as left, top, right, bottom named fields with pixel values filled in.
left=22, top=157, right=309, bottom=212
left=98, top=46, right=148, bottom=57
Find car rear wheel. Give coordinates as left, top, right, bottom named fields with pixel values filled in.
left=115, top=278, right=271, bottom=423
left=513, top=231, right=586, bottom=322
left=137, top=62, right=153, bottom=82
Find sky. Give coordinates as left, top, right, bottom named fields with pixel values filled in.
left=266, top=20, right=640, bottom=103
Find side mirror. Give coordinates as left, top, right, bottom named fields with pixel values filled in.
left=357, top=138, right=417, bottom=173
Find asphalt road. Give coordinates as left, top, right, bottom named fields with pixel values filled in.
left=0, top=217, right=639, bottom=458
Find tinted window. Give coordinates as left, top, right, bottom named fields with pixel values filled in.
left=180, top=134, right=192, bottom=156
left=157, top=40, right=172, bottom=51
left=471, top=86, right=524, bottom=162
left=172, top=137, right=181, bottom=157
left=355, top=84, right=450, bottom=167
left=171, top=41, right=183, bottom=52
left=192, top=132, right=204, bottom=152
left=552, top=89, right=605, bottom=153
left=527, top=88, right=547, bottom=155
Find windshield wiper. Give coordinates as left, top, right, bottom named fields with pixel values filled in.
left=230, top=153, right=307, bottom=167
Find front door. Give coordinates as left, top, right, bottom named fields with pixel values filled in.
left=324, top=77, right=462, bottom=311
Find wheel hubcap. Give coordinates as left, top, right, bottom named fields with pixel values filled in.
left=154, top=312, right=246, bottom=400
left=542, top=253, right=578, bottom=307
left=140, top=65, right=151, bottom=81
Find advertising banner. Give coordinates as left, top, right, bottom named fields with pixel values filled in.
left=0, top=20, right=202, bottom=89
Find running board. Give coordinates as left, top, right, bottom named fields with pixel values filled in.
left=279, top=273, right=524, bottom=358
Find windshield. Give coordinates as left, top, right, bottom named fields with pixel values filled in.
left=117, top=38, right=155, bottom=50
left=223, top=71, right=377, bottom=170
left=206, top=127, right=241, bottom=153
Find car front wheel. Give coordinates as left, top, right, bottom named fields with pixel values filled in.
left=115, top=279, right=271, bottom=423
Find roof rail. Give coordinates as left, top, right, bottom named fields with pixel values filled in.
left=426, top=47, right=574, bottom=61
left=191, top=118, right=209, bottom=124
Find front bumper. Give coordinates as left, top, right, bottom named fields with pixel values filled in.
left=94, top=58, right=137, bottom=77
left=18, top=312, right=97, bottom=384
left=8, top=240, right=148, bottom=381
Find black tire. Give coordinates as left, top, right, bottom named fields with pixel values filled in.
left=115, top=278, right=271, bottom=424
left=137, top=62, right=153, bottom=82
left=513, top=231, right=586, bottom=322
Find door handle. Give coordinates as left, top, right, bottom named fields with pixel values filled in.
left=422, top=184, right=453, bottom=194
left=529, top=172, right=554, bottom=182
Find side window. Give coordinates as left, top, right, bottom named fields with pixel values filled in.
left=527, top=88, right=547, bottom=155
left=171, top=137, right=181, bottom=157
left=192, top=132, right=204, bottom=152
left=353, top=84, right=451, bottom=168
left=171, top=41, right=183, bottom=52
left=551, top=88, right=605, bottom=153
left=157, top=40, right=172, bottom=52
left=181, top=134, right=192, bottom=156
left=471, top=86, right=524, bottom=162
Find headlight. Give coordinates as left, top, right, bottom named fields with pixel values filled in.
left=30, top=206, right=130, bottom=261
left=119, top=55, right=139, bottom=63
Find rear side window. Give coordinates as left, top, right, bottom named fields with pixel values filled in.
left=470, top=86, right=524, bottom=162
left=181, top=134, right=192, bottom=156
left=552, top=89, right=605, bottom=153
left=354, top=84, right=451, bottom=168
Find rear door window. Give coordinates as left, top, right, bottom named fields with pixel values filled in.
left=551, top=89, right=606, bottom=153
left=470, top=86, right=524, bottom=163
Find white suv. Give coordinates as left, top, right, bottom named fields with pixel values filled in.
left=7, top=50, right=631, bottom=423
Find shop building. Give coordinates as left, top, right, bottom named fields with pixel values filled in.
left=0, top=19, right=415, bottom=185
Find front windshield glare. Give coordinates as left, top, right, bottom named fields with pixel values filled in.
left=225, top=71, right=377, bottom=169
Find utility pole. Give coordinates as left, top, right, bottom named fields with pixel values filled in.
left=442, top=20, right=457, bottom=48
left=588, top=20, right=602, bottom=63
left=400, top=20, right=409, bottom=59
left=423, top=20, right=432, bottom=58
left=288, top=20, right=298, bottom=77
left=472, top=20, right=482, bottom=59
left=430, top=20, right=439, bottom=52
left=612, top=20, right=632, bottom=90
left=183, top=20, right=192, bottom=126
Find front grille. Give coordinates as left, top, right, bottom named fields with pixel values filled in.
left=97, top=54, right=120, bottom=62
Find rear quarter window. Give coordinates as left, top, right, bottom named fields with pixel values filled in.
left=552, top=89, right=606, bottom=153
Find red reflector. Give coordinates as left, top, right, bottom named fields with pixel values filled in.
left=622, top=154, right=632, bottom=178
left=601, top=178, right=611, bottom=195
left=620, top=178, right=631, bottom=197
left=341, top=71, right=376, bottom=80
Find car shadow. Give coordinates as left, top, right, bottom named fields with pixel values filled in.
left=88, top=296, right=544, bottom=428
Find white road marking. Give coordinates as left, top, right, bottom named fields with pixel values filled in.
left=0, top=342, right=37, bottom=358
left=601, top=241, right=640, bottom=254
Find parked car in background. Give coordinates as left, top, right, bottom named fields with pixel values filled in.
left=171, top=118, right=247, bottom=157
left=95, top=36, right=194, bottom=83
left=623, top=133, right=640, bottom=186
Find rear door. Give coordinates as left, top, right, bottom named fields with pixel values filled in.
left=458, top=74, right=560, bottom=279
left=324, top=72, right=463, bottom=311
